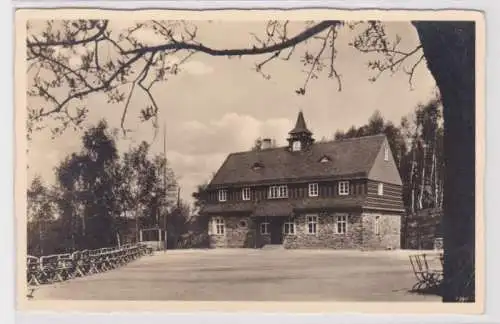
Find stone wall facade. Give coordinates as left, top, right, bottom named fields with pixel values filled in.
left=361, top=212, right=401, bottom=250
left=209, top=215, right=256, bottom=248
left=283, top=212, right=363, bottom=249
left=208, top=211, right=401, bottom=249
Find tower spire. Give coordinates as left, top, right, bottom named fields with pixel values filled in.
left=287, top=110, right=314, bottom=151
left=289, top=110, right=312, bottom=135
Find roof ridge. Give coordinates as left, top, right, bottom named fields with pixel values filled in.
left=227, top=134, right=386, bottom=156
left=228, top=146, right=287, bottom=156
left=332, top=133, right=386, bottom=142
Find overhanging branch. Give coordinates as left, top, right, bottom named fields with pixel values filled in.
left=123, top=21, right=340, bottom=56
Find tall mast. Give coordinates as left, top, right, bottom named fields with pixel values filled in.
left=163, top=119, right=167, bottom=247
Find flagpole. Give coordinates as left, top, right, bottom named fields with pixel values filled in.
left=163, top=119, right=168, bottom=251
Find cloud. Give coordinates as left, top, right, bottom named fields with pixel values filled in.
left=169, top=113, right=292, bottom=156
left=167, top=150, right=227, bottom=178
left=166, top=56, right=215, bottom=75
left=180, top=60, right=215, bottom=75
left=166, top=150, right=227, bottom=203
left=164, top=113, right=293, bottom=203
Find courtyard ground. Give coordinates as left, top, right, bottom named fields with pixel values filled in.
left=31, top=249, right=441, bottom=302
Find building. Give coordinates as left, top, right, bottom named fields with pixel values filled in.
left=201, top=111, right=404, bottom=249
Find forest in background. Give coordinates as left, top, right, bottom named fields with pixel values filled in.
left=27, top=120, right=205, bottom=256
left=333, top=95, right=444, bottom=214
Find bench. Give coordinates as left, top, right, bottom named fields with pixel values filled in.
left=26, top=243, right=152, bottom=286
left=409, top=253, right=443, bottom=292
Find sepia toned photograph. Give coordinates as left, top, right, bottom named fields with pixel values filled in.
left=16, top=9, right=484, bottom=312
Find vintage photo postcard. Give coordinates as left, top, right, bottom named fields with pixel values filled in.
left=15, top=8, right=485, bottom=314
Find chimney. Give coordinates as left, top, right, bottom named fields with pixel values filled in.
left=261, top=138, right=272, bottom=150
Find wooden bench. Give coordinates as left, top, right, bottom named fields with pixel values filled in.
left=26, top=243, right=152, bottom=286
left=27, top=256, right=42, bottom=286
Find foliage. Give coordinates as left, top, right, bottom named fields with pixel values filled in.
left=191, top=181, right=209, bottom=212
left=26, top=20, right=426, bottom=138
left=27, top=120, right=178, bottom=253
left=334, top=98, right=444, bottom=214
left=27, top=176, right=56, bottom=255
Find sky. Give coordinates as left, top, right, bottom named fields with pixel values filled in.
left=27, top=21, right=437, bottom=206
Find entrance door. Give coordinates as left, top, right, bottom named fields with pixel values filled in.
left=269, top=218, right=283, bottom=244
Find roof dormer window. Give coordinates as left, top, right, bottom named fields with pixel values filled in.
left=252, top=162, right=264, bottom=171
left=319, top=155, right=331, bottom=163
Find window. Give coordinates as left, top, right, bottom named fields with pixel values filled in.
left=218, top=189, right=227, bottom=202
left=292, top=141, right=302, bottom=151
left=377, top=183, right=384, bottom=196
left=307, top=214, right=318, bottom=234
left=338, top=181, right=350, bottom=195
left=384, top=144, right=390, bottom=161
left=319, top=155, right=331, bottom=163
left=252, top=162, right=264, bottom=171
left=242, top=187, right=251, bottom=201
left=374, top=216, right=381, bottom=236
left=260, top=222, right=269, bottom=235
left=283, top=222, right=295, bottom=235
left=308, top=183, right=319, bottom=197
left=335, top=214, right=348, bottom=234
left=268, top=185, right=288, bottom=199
left=214, top=217, right=225, bottom=235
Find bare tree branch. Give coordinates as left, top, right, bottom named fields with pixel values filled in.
left=26, top=19, right=427, bottom=139
left=405, top=54, right=425, bottom=89
left=123, top=21, right=340, bottom=56
left=27, top=20, right=109, bottom=48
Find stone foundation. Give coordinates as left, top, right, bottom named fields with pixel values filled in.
left=361, top=213, right=401, bottom=250
left=209, top=215, right=256, bottom=248
left=208, top=212, right=401, bottom=249
left=283, top=212, right=363, bottom=249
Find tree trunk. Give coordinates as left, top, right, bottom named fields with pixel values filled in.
left=409, top=147, right=417, bottom=213
left=431, top=143, right=438, bottom=208
left=413, top=21, right=476, bottom=302
left=135, top=211, right=139, bottom=243
left=418, top=142, right=427, bottom=210
left=38, top=221, right=43, bottom=255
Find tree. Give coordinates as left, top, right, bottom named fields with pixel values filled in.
left=166, top=199, right=191, bottom=247
left=192, top=181, right=209, bottom=213
left=335, top=110, right=408, bottom=168
left=53, top=120, right=121, bottom=250
left=27, top=176, right=55, bottom=255
left=334, top=98, right=444, bottom=214
left=117, top=141, right=178, bottom=240
left=26, top=19, right=476, bottom=301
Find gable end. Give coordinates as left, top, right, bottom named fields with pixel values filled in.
left=367, top=137, right=403, bottom=186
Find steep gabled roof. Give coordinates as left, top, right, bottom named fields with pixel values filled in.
left=209, top=134, right=388, bottom=187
